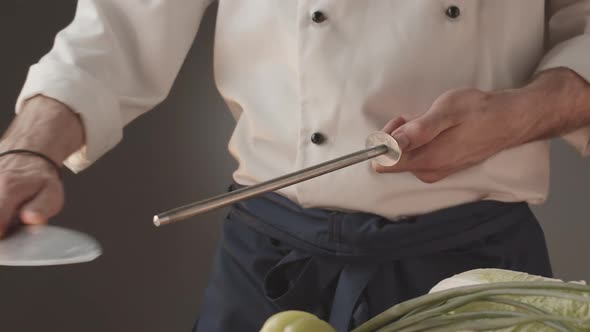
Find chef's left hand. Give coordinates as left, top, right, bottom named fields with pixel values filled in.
left=374, top=68, right=590, bottom=183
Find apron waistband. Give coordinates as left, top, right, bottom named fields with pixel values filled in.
left=229, top=183, right=530, bottom=262
left=226, top=184, right=532, bottom=331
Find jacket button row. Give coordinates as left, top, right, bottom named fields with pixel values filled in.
left=312, top=8, right=459, bottom=24
left=312, top=7, right=459, bottom=23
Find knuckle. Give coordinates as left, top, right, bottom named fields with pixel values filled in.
left=438, top=88, right=486, bottom=112
left=410, top=121, right=425, bottom=134
left=415, top=172, right=442, bottom=184
left=439, top=90, right=459, bottom=103
left=438, top=89, right=467, bottom=106
left=407, top=122, right=428, bottom=140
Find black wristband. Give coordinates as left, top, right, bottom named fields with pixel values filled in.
left=0, top=149, right=61, bottom=175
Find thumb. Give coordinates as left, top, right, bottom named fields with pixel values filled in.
left=391, top=108, right=458, bottom=151
left=19, top=179, right=64, bottom=225
left=381, top=116, right=407, bottom=134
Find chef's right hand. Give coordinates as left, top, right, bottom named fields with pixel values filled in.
left=0, top=152, right=64, bottom=237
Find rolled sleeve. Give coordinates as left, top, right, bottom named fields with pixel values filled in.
left=15, top=0, right=213, bottom=172
left=538, top=37, right=590, bottom=156
left=537, top=0, right=590, bottom=156
left=16, top=61, right=122, bottom=172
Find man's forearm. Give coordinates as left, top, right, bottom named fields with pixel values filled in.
left=516, top=68, right=590, bottom=146
left=0, top=95, right=85, bottom=164
left=375, top=67, right=590, bottom=181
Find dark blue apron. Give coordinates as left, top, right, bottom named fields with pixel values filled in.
left=194, top=186, right=552, bottom=332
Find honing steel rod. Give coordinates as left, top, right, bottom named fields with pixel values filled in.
left=154, top=131, right=402, bottom=227
left=154, top=145, right=388, bottom=226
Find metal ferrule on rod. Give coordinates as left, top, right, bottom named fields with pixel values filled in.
left=153, top=144, right=388, bottom=226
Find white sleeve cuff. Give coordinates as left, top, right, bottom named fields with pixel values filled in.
left=15, top=61, right=123, bottom=172
left=536, top=35, right=590, bottom=157
left=563, top=127, right=590, bottom=157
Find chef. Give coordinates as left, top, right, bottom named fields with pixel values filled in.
left=1, top=1, right=589, bottom=331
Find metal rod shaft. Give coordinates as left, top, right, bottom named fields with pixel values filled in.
left=154, top=144, right=389, bottom=226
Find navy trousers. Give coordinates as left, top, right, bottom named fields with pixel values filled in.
left=194, top=189, right=552, bottom=332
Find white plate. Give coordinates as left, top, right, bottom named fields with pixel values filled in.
left=0, top=225, right=102, bottom=266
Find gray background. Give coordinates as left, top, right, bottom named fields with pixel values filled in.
left=0, top=2, right=588, bottom=332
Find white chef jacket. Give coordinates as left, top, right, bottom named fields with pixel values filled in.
left=15, top=0, right=590, bottom=219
